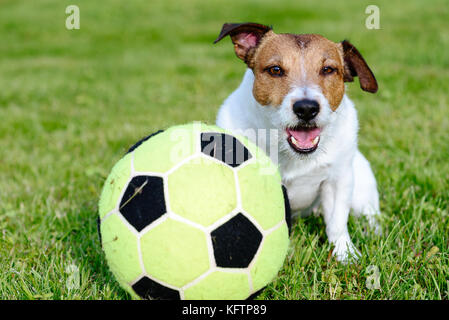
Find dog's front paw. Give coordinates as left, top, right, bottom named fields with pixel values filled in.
left=332, top=236, right=361, bottom=263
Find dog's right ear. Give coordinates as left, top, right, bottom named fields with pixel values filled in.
left=214, top=22, right=272, bottom=65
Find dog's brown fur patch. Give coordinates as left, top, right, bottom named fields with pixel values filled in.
left=214, top=23, right=377, bottom=110
left=251, top=33, right=346, bottom=110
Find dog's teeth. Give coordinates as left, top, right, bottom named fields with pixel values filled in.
left=313, top=136, right=320, bottom=145
left=291, top=136, right=299, bottom=147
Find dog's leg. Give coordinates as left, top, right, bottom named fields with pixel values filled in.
left=321, top=170, right=361, bottom=263
left=351, top=150, right=381, bottom=234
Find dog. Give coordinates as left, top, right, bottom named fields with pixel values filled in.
left=214, top=22, right=381, bottom=262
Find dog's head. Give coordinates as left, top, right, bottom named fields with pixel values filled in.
left=215, top=22, right=377, bottom=155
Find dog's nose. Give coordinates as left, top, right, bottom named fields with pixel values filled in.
left=293, top=99, right=320, bottom=121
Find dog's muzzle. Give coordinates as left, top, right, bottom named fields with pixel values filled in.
left=286, top=125, right=321, bottom=153
left=287, top=99, right=321, bottom=153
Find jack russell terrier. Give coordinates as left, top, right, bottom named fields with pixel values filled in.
left=214, top=22, right=381, bottom=262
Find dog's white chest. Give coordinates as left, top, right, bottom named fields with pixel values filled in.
left=282, top=170, right=326, bottom=211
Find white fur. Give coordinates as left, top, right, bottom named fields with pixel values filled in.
left=216, top=69, right=381, bottom=262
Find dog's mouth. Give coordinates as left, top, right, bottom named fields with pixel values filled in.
left=286, top=125, right=321, bottom=153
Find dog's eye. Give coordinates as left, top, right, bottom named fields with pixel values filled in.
left=321, top=66, right=335, bottom=75
left=267, top=66, right=284, bottom=77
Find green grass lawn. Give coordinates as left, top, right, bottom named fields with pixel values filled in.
left=0, top=0, right=448, bottom=299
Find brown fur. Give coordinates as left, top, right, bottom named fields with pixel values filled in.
left=214, top=23, right=378, bottom=110
left=251, top=33, right=346, bottom=109
left=341, top=40, right=378, bottom=93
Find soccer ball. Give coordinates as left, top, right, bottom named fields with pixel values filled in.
left=98, top=123, right=290, bottom=300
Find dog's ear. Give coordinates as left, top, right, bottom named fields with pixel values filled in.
left=214, top=22, right=272, bottom=66
left=341, top=40, right=378, bottom=93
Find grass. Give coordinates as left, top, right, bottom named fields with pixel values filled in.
left=0, top=0, right=448, bottom=300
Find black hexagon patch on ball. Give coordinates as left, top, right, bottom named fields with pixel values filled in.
left=211, top=213, right=262, bottom=268
left=119, top=175, right=166, bottom=232
left=132, top=276, right=180, bottom=300
left=201, top=132, right=252, bottom=168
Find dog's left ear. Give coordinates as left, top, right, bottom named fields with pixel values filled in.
left=214, top=22, right=272, bottom=66
left=341, top=40, right=378, bottom=93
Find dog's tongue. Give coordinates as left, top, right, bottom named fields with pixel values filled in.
left=287, top=127, right=321, bottom=149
